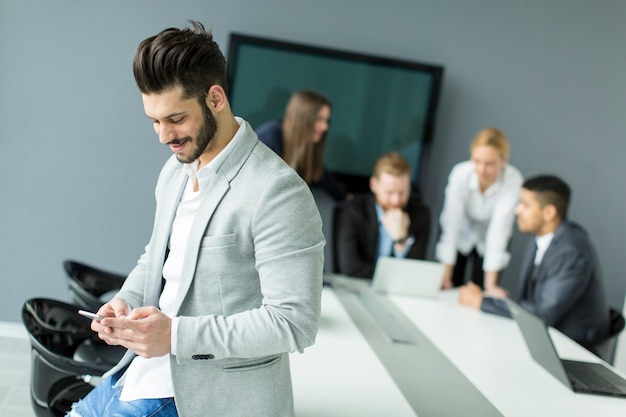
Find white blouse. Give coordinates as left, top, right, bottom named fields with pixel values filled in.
left=435, top=160, right=523, bottom=272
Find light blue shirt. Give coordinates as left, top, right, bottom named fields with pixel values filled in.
left=375, top=204, right=412, bottom=259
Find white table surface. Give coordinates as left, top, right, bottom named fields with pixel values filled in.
left=290, top=287, right=417, bottom=417
left=292, top=282, right=626, bottom=417
left=390, top=289, right=626, bottom=417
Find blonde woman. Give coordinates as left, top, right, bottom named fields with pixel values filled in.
left=256, top=90, right=347, bottom=201
left=436, top=128, right=523, bottom=296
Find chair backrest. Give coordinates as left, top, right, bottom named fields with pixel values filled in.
left=22, top=297, right=125, bottom=417
left=63, top=260, right=126, bottom=311
left=331, top=203, right=344, bottom=274
left=595, top=307, right=625, bottom=365
left=614, top=293, right=626, bottom=373
left=309, top=186, right=340, bottom=273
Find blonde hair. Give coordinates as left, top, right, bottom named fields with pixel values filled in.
left=372, top=151, right=412, bottom=179
left=470, top=127, right=510, bottom=160
left=281, top=90, right=331, bottom=184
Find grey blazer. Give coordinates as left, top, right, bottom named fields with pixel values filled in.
left=482, top=221, right=610, bottom=348
left=106, top=119, right=325, bottom=417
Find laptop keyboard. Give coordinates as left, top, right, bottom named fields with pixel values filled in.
left=562, top=360, right=626, bottom=394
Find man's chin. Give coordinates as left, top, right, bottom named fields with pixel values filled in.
left=175, top=153, right=195, bottom=164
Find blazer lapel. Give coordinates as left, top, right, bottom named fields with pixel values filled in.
left=145, top=165, right=187, bottom=306
left=173, top=172, right=230, bottom=312
left=517, top=238, right=537, bottom=297
left=172, top=118, right=257, bottom=313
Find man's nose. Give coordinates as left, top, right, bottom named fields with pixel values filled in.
left=390, top=195, right=402, bottom=207
left=157, top=124, right=176, bottom=144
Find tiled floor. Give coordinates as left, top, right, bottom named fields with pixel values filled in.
left=0, top=322, right=36, bottom=417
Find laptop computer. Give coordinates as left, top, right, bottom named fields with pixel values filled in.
left=370, top=257, right=444, bottom=298
left=506, top=299, right=626, bottom=398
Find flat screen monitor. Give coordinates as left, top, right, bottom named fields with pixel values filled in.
left=226, top=33, right=444, bottom=192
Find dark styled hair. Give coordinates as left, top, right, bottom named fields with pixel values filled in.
left=522, top=175, right=571, bottom=219
left=133, top=21, right=227, bottom=103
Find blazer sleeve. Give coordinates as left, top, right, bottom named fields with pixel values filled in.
left=481, top=297, right=513, bottom=318
left=336, top=197, right=376, bottom=278
left=406, top=198, right=431, bottom=260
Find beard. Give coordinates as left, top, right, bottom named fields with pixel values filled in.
left=173, top=101, right=218, bottom=164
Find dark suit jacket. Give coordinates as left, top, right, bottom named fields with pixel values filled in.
left=482, top=221, right=610, bottom=348
left=336, top=193, right=430, bottom=278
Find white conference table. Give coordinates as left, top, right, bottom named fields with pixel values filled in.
left=291, top=276, right=626, bottom=417
left=391, top=288, right=626, bottom=416
left=290, top=284, right=418, bottom=417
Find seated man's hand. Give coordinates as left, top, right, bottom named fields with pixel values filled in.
left=381, top=208, right=410, bottom=241
left=458, top=282, right=483, bottom=309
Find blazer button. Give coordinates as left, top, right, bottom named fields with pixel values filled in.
left=192, top=354, right=215, bottom=360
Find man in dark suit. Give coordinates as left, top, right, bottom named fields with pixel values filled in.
left=336, top=151, right=430, bottom=278
left=459, top=175, right=610, bottom=352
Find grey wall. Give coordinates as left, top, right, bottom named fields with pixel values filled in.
left=1, top=0, right=625, bottom=322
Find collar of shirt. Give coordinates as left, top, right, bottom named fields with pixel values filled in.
left=534, top=231, right=555, bottom=265
left=468, top=167, right=506, bottom=197
left=183, top=117, right=244, bottom=191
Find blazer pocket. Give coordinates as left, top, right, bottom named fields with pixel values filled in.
left=200, top=233, right=237, bottom=248
left=222, top=355, right=281, bottom=372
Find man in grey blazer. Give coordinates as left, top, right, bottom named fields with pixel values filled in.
left=459, top=175, right=610, bottom=353
left=67, top=22, right=324, bottom=417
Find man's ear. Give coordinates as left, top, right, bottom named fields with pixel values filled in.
left=205, top=85, right=226, bottom=111
left=369, top=176, right=377, bottom=193
left=542, top=203, right=558, bottom=223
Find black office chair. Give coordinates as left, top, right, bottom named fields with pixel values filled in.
left=22, top=298, right=126, bottom=417
left=331, top=202, right=345, bottom=274
left=595, top=307, right=625, bottom=365
left=63, top=260, right=126, bottom=312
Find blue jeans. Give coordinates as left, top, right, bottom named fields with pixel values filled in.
left=66, top=370, right=178, bottom=417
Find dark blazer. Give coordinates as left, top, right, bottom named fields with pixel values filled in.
left=336, top=192, right=430, bottom=278
left=482, top=221, right=610, bottom=348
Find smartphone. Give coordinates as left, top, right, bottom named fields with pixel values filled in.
left=78, top=309, right=104, bottom=321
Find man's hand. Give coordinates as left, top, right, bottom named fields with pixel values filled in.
left=381, top=208, right=410, bottom=242
left=458, top=282, right=484, bottom=309
left=93, top=303, right=172, bottom=358
left=94, top=297, right=132, bottom=320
